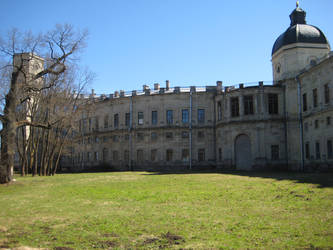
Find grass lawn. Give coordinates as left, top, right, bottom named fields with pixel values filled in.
left=0, top=171, right=333, bottom=249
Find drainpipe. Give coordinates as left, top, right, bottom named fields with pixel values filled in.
left=129, top=96, right=133, bottom=171
left=189, top=90, right=193, bottom=170
left=296, top=76, right=305, bottom=171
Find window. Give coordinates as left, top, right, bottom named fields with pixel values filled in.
left=88, top=118, right=92, bottom=131
left=151, top=132, right=157, bottom=141
left=113, top=151, right=119, bottom=161
left=181, top=131, right=189, bottom=138
left=217, top=101, right=222, bottom=121
left=166, top=149, right=173, bottom=161
left=231, top=97, right=239, bottom=117
left=112, top=135, right=119, bottom=142
left=124, top=134, right=129, bottom=141
left=94, top=151, right=99, bottom=161
left=305, top=142, right=310, bottom=160
left=327, top=117, right=331, bottom=126
left=198, top=131, right=204, bottom=139
left=313, top=88, right=318, bottom=108
left=271, top=145, right=279, bottom=160
left=315, top=142, right=321, bottom=159
left=114, top=114, right=119, bottom=128
left=87, top=137, right=91, bottom=144
left=151, top=149, right=157, bottom=161
left=125, top=113, right=130, bottom=127
left=268, top=94, right=278, bottom=114
left=182, top=149, right=189, bottom=161
left=104, top=115, right=109, bottom=128
left=244, top=95, right=254, bottom=115
left=315, top=120, right=319, bottom=129
left=198, top=149, right=205, bottom=162
left=218, top=148, right=222, bottom=162
left=166, top=110, right=173, bottom=125
left=182, top=109, right=189, bottom=123
left=166, top=132, right=173, bottom=139
left=94, top=136, right=99, bottom=144
left=137, top=133, right=144, bottom=141
left=137, top=150, right=144, bottom=162
left=198, top=109, right=205, bottom=124
left=327, top=140, right=333, bottom=159
left=324, top=84, right=330, bottom=104
left=138, top=112, right=144, bottom=125
left=94, top=117, right=99, bottom=131
left=83, top=119, right=87, bottom=132
left=304, top=122, right=308, bottom=132
left=102, top=148, right=108, bottom=162
left=87, top=152, right=91, bottom=161
left=152, top=111, right=158, bottom=125
left=310, top=59, right=317, bottom=66
left=124, top=150, right=129, bottom=162
left=303, top=93, right=307, bottom=112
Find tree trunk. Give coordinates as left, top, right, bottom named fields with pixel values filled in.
left=0, top=71, right=19, bottom=183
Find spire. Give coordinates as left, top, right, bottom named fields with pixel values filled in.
left=289, top=3, right=306, bottom=26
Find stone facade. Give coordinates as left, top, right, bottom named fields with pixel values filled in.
left=67, top=5, right=333, bottom=171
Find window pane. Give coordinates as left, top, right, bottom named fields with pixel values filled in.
left=303, top=93, right=307, bottom=112
left=114, top=114, right=119, bottom=128
left=152, top=111, right=158, bottom=125
left=182, top=109, right=189, bottom=123
left=231, top=97, right=239, bottom=117
left=125, top=113, right=130, bottom=127
left=198, top=149, right=205, bottom=162
left=166, top=149, right=173, bottom=161
left=268, top=94, right=278, bottom=114
left=198, top=109, right=205, bottom=124
left=327, top=140, right=332, bottom=159
left=271, top=145, right=279, bottom=160
left=166, top=110, right=173, bottom=124
left=217, top=102, right=222, bottom=120
left=244, top=95, right=254, bottom=115
left=313, top=89, right=318, bottom=108
left=138, top=112, right=144, bottom=125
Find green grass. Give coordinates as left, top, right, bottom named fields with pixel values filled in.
left=0, top=171, right=333, bottom=249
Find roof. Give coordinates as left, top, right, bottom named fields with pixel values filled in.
left=272, top=7, right=329, bottom=55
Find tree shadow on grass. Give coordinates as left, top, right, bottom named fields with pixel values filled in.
left=143, top=170, right=333, bottom=188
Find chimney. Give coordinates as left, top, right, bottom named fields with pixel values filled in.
left=216, top=81, right=223, bottom=92
left=239, top=83, right=244, bottom=89
left=143, top=85, right=149, bottom=91
left=190, top=86, right=196, bottom=93
left=90, top=89, right=95, bottom=98
left=166, top=80, right=170, bottom=90
left=120, top=90, right=125, bottom=97
left=114, top=91, right=119, bottom=98
left=154, top=83, right=160, bottom=91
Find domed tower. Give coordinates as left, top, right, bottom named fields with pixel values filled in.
left=272, top=2, right=330, bottom=82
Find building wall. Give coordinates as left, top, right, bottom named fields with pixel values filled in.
left=299, top=55, right=333, bottom=169
left=272, top=43, right=329, bottom=81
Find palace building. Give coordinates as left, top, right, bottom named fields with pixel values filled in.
left=70, top=4, right=333, bottom=171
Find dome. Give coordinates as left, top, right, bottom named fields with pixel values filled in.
left=272, top=7, right=329, bottom=55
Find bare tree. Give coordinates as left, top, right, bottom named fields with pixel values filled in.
left=0, top=24, right=92, bottom=183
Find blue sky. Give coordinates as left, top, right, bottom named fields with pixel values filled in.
left=1, top=0, right=332, bottom=94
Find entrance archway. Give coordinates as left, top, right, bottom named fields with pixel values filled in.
left=235, top=134, right=252, bottom=170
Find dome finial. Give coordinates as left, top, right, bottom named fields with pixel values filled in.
left=296, top=1, right=299, bottom=8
